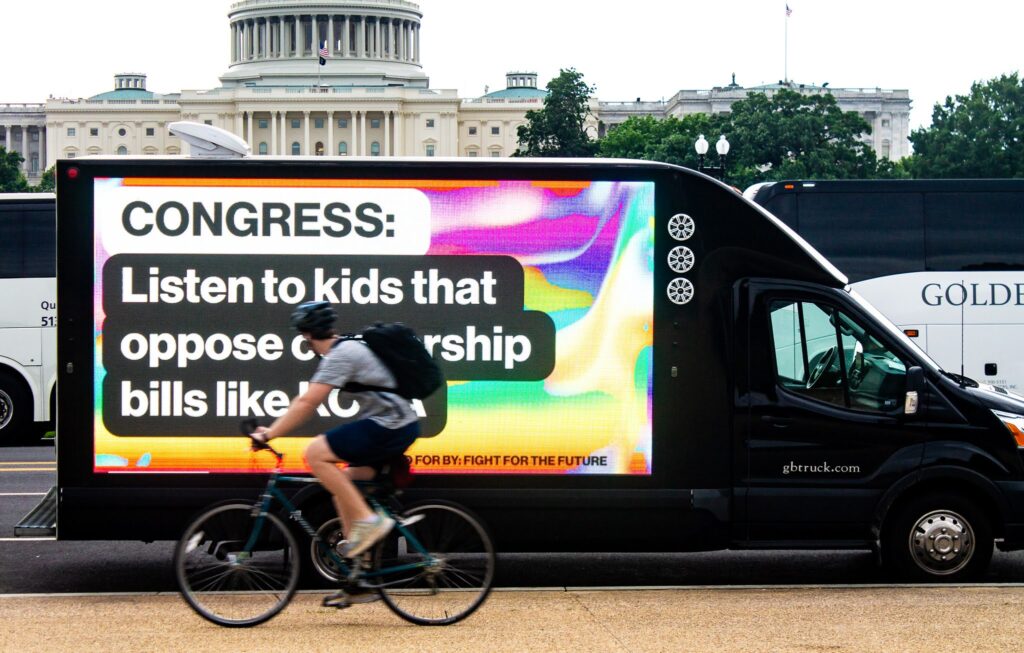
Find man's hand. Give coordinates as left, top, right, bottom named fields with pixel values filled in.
left=250, top=426, right=272, bottom=450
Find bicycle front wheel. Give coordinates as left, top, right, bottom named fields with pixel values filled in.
left=174, top=502, right=300, bottom=627
left=373, top=501, right=495, bottom=625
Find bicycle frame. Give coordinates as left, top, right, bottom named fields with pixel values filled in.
left=244, top=450, right=435, bottom=585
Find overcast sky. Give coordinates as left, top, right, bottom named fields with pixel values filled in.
left=3, top=0, right=1020, bottom=130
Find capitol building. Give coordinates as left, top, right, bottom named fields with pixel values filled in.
left=0, top=0, right=911, bottom=184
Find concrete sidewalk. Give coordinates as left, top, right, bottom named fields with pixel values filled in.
left=1, top=586, right=1021, bottom=652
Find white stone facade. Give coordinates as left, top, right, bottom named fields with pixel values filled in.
left=9, top=1, right=912, bottom=173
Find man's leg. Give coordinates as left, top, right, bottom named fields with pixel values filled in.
left=305, top=435, right=375, bottom=536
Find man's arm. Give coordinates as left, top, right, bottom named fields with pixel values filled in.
left=260, top=382, right=335, bottom=440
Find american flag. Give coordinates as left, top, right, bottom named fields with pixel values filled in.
left=318, top=40, right=329, bottom=65
left=786, top=3, right=792, bottom=16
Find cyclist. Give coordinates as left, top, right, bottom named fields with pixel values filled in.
left=251, top=300, right=421, bottom=558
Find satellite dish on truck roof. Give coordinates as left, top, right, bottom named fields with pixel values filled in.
left=169, top=121, right=250, bottom=158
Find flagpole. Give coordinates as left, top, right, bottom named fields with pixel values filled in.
left=784, top=4, right=789, bottom=84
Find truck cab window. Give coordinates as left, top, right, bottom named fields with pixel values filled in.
left=769, top=300, right=906, bottom=412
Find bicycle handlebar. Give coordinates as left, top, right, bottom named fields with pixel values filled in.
left=240, top=418, right=283, bottom=460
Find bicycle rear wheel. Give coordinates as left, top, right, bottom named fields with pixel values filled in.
left=373, top=501, right=495, bottom=625
left=174, top=502, right=300, bottom=627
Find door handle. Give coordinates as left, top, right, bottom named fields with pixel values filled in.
left=760, top=416, right=794, bottom=428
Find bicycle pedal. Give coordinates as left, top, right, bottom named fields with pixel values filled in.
left=399, top=514, right=425, bottom=527
left=322, top=592, right=353, bottom=610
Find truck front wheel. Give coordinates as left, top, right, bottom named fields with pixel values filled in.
left=882, top=491, right=993, bottom=582
left=0, top=372, right=31, bottom=445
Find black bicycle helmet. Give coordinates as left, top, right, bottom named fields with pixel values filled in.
left=290, top=301, right=337, bottom=337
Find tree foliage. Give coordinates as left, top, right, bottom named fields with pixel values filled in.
left=34, top=165, right=55, bottom=193
left=908, top=73, right=1024, bottom=178
left=516, top=68, right=599, bottom=157
left=599, top=89, right=903, bottom=189
left=0, top=147, right=28, bottom=192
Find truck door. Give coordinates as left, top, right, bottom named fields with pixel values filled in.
left=740, top=281, right=928, bottom=544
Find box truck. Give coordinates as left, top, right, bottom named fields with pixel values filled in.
left=20, top=131, right=1024, bottom=582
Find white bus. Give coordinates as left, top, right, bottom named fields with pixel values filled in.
left=745, top=179, right=1024, bottom=392
left=0, top=193, right=57, bottom=443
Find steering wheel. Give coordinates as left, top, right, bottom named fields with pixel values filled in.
left=807, top=346, right=837, bottom=389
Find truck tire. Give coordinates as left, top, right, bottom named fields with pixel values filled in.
left=0, top=371, right=32, bottom=445
left=882, top=491, right=993, bottom=582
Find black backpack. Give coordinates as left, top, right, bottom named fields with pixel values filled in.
left=339, top=322, right=444, bottom=400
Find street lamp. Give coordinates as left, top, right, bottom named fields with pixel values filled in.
left=695, top=134, right=729, bottom=181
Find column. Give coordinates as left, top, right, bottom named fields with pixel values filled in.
left=415, top=24, right=420, bottom=62
left=394, top=112, right=403, bottom=156
left=39, top=127, right=45, bottom=172
left=246, top=111, right=253, bottom=148
left=303, top=111, right=310, bottom=156
left=234, top=112, right=242, bottom=138
left=375, top=18, right=381, bottom=58
left=384, top=111, right=391, bottom=156
left=21, top=126, right=28, bottom=172
left=360, top=111, right=367, bottom=156
left=2, top=124, right=8, bottom=152
left=328, top=16, right=335, bottom=55
left=356, top=16, right=365, bottom=57
left=312, top=15, right=318, bottom=53
left=270, top=111, right=277, bottom=154
left=327, top=111, right=334, bottom=156
left=230, top=23, right=235, bottom=63
left=294, top=15, right=302, bottom=55
left=283, top=17, right=290, bottom=57
left=341, top=15, right=349, bottom=56
left=351, top=111, right=358, bottom=155
left=281, top=112, right=287, bottom=154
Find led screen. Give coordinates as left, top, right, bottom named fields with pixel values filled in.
left=93, top=177, right=654, bottom=475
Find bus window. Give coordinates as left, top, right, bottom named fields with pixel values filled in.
left=797, top=193, right=925, bottom=282
left=925, top=192, right=1024, bottom=271
left=0, top=203, right=56, bottom=278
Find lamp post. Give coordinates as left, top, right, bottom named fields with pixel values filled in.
left=695, top=134, right=730, bottom=181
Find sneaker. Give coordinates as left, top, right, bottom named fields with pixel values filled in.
left=322, top=585, right=381, bottom=609
left=343, top=514, right=396, bottom=557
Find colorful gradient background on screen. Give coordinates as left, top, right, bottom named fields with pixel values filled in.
left=93, top=178, right=654, bottom=475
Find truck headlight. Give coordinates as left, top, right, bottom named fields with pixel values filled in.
left=993, top=410, right=1024, bottom=447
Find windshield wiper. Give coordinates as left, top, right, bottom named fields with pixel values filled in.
left=940, top=369, right=979, bottom=388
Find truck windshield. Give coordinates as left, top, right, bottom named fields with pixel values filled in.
left=847, top=289, right=941, bottom=373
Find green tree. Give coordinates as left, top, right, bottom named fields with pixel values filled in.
left=719, top=89, right=883, bottom=189
left=34, top=165, right=55, bottom=193
left=0, top=147, right=28, bottom=192
left=516, top=68, right=599, bottom=157
left=908, top=72, right=1024, bottom=178
left=598, top=114, right=715, bottom=168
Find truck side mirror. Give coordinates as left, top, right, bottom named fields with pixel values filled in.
left=904, top=366, right=924, bottom=415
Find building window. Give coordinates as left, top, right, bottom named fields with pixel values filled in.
left=491, top=126, right=500, bottom=135
left=67, top=127, right=76, bottom=137
left=146, top=128, right=155, bottom=137
left=467, top=150, right=478, bottom=157
left=426, top=144, right=435, bottom=157
left=203, top=120, right=212, bottom=126
left=117, top=146, right=128, bottom=155
left=315, top=118, right=324, bottom=129
left=338, top=118, right=348, bottom=128
left=259, top=142, right=268, bottom=155
left=881, top=140, right=891, bottom=159
left=66, top=152, right=76, bottom=159
left=881, top=119, right=891, bottom=128
left=371, top=141, right=381, bottom=156
left=339, top=141, right=348, bottom=155
left=370, top=119, right=381, bottom=129
left=258, top=119, right=268, bottom=129
left=291, top=142, right=300, bottom=155
left=90, top=128, right=99, bottom=137
left=426, top=119, right=435, bottom=128
left=291, top=119, right=300, bottom=129
left=490, top=151, right=501, bottom=158
left=30, top=154, right=38, bottom=172
left=468, top=126, right=477, bottom=135
left=118, top=128, right=127, bottom=136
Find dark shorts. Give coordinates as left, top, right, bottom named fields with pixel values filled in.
left=323, top=419, right=420, bottom=469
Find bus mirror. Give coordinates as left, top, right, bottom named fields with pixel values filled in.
left=905, top=366, right=924, bottom=415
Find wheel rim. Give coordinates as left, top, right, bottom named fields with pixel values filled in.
left=908, top=509, right=975, bottom=576
left=0, top=389, right=13, bottom=430
left=176, top=504, right=299, bottom=626
left=375, top=503, right=495, bottom=625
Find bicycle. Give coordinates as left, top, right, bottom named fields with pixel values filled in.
left=173, top=428, right=496, bottom=628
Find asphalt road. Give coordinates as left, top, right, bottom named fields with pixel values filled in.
left=4, top=444, right=1024, bottom=595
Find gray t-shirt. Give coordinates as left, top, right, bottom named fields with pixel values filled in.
left=310, top=338, right=419, bottom=429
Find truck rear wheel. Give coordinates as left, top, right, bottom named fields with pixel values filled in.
left=0, top=371, right=31, bottom=445
left=882, top=491, right=993, bottom=582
